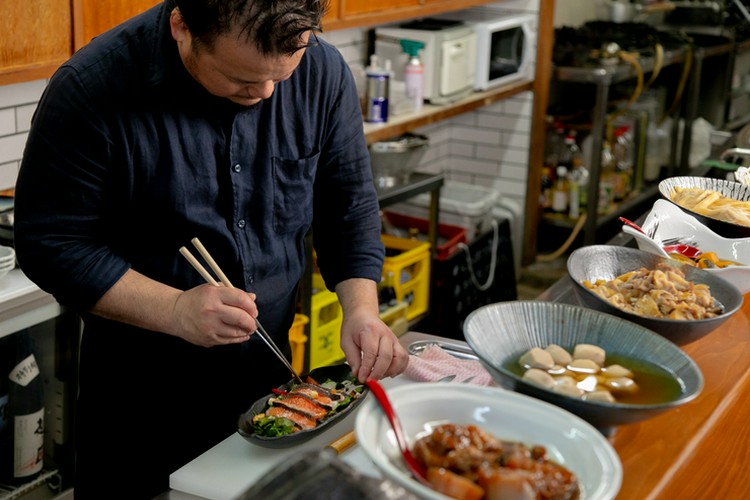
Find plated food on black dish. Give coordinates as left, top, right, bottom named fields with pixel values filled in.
left=238, top=363, right=367, bottom=448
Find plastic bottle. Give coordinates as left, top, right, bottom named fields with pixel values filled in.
left=2, top=331, right=44, bottom=484
left=612, top=126, right=634, bottom=200
left=551, top=166, right=569, bottom=214
left=399, top=39, right=425, bottom=113
left=567, top=169, right=580, bottom=219
left=539, top=166, right=554, bottom=211
left=599, top=141, right=617, bottom=215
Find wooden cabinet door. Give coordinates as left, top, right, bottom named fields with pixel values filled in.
left=0, top=0, right=72, bottom=86
left=323, top=0, right=341, bottom=25
left=341, top=0, right=418, bottom=17
left=72, top=0, right=162, bottom=50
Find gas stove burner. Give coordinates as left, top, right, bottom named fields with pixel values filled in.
left=553, top=22, right=692, bottom=67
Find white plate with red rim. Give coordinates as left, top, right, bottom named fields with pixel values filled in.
left=626, top=199, right=750, bottom=294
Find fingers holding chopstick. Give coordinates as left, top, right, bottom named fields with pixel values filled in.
left=178, top=239, right=261, bottom=345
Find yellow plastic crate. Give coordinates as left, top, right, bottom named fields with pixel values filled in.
left=288, top=313, right=309, bottom=374
left=381, top=234, right=431, bottom=321
left=309, top=273, right=345, bottom=370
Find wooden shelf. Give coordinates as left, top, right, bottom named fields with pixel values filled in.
left=363, top=78, right=534, bottom=144
left=323, top=0, right=499, bottom=32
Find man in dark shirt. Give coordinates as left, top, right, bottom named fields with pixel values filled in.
left=14, top=1, right=408, bottom=498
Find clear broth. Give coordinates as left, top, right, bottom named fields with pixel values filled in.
left=503, top=352, right=685, bottom=405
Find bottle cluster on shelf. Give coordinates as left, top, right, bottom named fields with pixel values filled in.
left=540, top=119, right=635, bottom=219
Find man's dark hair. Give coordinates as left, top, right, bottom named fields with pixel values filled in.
left=171, top=0, right=330, bottom=55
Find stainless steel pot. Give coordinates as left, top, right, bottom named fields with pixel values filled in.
left=369, top=133, right=429, bottom=189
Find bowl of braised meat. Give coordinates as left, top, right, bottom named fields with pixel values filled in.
left=237, top=363, right=367, bottom=448
left=567, top=245, right=743, bottom=345
left=355, top=382, right=622, bottom=500
left=463, top=301, right=704, bottom=436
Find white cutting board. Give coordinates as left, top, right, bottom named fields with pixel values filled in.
left=169, top=412, right=358, bottom=499
left=169, top=331, right=446, bottom=499
left=169, top=378, right=407, bottom=500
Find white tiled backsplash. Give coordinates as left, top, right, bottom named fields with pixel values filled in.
left=0, top=0, right=538, bottom=213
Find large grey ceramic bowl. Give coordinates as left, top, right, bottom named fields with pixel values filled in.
left=659, top=176, right=750, bottom=238
left=463, top=301, right=704, bottom=435
left=567, top=245, right=743, bottom=345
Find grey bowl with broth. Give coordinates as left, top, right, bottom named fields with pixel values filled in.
left=463, top=301, right=704, bottom=435
left=567, top=245, right=743, bottom=345
left=659, top=176, right=750, bottom=239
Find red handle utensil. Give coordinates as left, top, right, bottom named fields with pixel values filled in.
left=365, top=380, right=430, bottom=486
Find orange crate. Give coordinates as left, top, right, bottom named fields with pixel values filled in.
left=288, top=313, right=309, bottom=374
left=381, top=234, right=430, bottom=321
left=309, top=273, right=345, bottom=370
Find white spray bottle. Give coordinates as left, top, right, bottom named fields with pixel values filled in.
left=399, top=39, right=425, bottom=113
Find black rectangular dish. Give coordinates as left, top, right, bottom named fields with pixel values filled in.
left=237, top=363, right=367, bottom=449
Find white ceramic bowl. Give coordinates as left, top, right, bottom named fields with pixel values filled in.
left=355, top=383, right=623, bottom=500
left=658, top=176, right=750, bottom=238
left=625, top=199, right=750, bottom=294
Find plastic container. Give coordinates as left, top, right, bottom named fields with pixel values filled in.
left=382, top=210, right=467, bottom=261
left=309, top=274, right=345, bottom=370
left=381, top=234, right=431, bottom=321
left=287, top=314, right=309, bottom=374
left=389, top=181, right=499, bottom=241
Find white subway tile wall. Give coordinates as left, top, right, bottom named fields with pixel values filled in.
left=0, top=80, right=47, bottom=190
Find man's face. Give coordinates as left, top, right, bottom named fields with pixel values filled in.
left=170, top=9, right=308, bottom=106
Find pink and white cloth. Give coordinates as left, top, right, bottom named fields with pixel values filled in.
left=403, top=344, right=495, bottom=386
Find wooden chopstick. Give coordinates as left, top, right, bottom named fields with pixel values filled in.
left=179, top=237, right=305, bottom=384
left=179, top=246, right=219, bottom=286
left=190, top=237, right=234, bottom=288
left=326, top=430, right=357, bottom=454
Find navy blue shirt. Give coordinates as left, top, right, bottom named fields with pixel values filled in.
left=15, top=4, right=383, bottom=338
left=14, top=3, right=383, bottom=496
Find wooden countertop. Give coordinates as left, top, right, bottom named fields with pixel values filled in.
left=167, top=280, right=750, bottom=499
left=541, top=277, right=750, bottom=499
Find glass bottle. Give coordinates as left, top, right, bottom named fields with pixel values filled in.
left=2, top=331, right=45, bottom=485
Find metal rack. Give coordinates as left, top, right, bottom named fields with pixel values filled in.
left=552, top=48, right=688, bottom=244
left=550, top=35, right=737, bottom=245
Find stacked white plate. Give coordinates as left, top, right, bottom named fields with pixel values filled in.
left=0, top=245, right=16, bottom=281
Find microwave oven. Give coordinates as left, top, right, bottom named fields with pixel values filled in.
left=374, top=19, right=477, bottom=105
left=438, top=8, right=536, bottom=91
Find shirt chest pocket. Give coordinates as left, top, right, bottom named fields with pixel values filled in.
left=272, top=153, right=318, bottom=233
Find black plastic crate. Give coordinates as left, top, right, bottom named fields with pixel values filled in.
left=422, top=217, right=517, bottom=340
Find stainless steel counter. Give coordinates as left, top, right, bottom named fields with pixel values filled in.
left=0, top=268, right=61, bottom=337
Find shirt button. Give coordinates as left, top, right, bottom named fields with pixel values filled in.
left=233, top=163, right=241, bottom=173
left=237, top=219, right=246, bottom=228
left=248, top=276, right=255, bottom=284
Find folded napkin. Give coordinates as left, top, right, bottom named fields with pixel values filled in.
left=403, top=344, right=495, bottom=386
